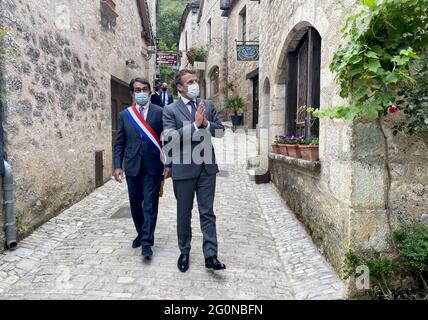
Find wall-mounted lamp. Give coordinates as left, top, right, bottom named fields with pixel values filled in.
left=144, top=49, right=156, bottom=61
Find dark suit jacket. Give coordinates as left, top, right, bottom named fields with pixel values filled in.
left=162, top=98, right=225, bottom=180
left=160, top=90, right=174, bottom=107
left=151, top=92, right=163, bottom=108
left=114, top=103, right=164, bottom=177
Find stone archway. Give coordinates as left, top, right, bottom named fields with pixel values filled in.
left=274, top=21, right=321, bottom=138
left=208, top=65, right=220, bottom=98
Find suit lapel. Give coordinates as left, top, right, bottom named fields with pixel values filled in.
left=146, top=103, right=155, bottom=125
left=177, top=98, right=193, bottom=122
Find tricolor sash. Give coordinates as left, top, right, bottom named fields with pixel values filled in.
left=125, top=104, right=162, bottom=154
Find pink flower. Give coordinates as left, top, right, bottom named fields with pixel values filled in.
left=388, top=105, right=398, bottom=114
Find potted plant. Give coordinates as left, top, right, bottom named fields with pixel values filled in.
left=273, top=135, right=288, bottom=155
left=299, top=137, right=319, bottom=161
left=272, top=136, right=281, bottom=154
left=225, top=95, right=245, bottom=126
left=186, top=46, right=207, bottom=66
left=285, top=135, right=304, bottom=158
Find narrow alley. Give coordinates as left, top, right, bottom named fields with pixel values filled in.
left=0, top=129, right=345, bottom=300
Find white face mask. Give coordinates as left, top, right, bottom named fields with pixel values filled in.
left=186, top=83, right=200, bottom=100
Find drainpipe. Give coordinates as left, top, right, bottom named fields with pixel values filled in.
left=2, top=160, right=17, bottom=250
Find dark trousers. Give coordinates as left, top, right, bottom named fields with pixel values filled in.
left=126, top=164, right=162, bottom=248
left=173, top=166, right=218, bottom=259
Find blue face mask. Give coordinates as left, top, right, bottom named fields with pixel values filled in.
left=135, top=92, right=149, bottom=105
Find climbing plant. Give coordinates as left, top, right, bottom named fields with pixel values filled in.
left=310, top=0, right=428, bottom=135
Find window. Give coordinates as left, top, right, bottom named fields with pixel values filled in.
left=185, top=31, right=188, bottom=51
left=285, top=28, right=321, bottom=138
left=210, top=67, right=220, bottom=96
left=240, top=7, right=247, bottom=42
left=100, top=0, right=118, bottom=30
left=207, top=18, right=212, bottom=44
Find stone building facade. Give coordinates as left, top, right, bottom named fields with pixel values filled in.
left=222, top=0, right=259, bottom=128
left=179, top=0, right=428, bottom=290
left=178, top=0, right=259, bottom=125
left=260, top=0, right=427, bottom=280
left=178, top=2, right=200, bottom=69
left=178, top=0, right=228, bottom=111
left=0, top=0, right=158, bottom=250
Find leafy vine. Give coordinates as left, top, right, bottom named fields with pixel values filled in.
left=309, top=0, right=428, bottom=135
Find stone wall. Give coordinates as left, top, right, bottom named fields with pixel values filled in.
left=258, top=0, right=354, bottom=273
left=0, top=0, right=156, bottom=249
left=0, top=176, right=3, bottom=249
left=179, top=4, right=199, bottom=69
left=259, top=0, right=428, bottom=284
left=225, top=0, right=258, bottom=128
left=197, top=0, right=227, bottom=111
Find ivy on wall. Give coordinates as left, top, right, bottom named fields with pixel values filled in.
left=310, top=0, right=428, bottom=135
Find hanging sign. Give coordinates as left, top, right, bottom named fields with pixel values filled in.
left=236, top=43, right=259, bottom=61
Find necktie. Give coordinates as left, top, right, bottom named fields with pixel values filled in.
left=162, top=93, right=166, bottom=106
left=140, top=106, right=146, bottom=120
left=188, top=101, right=197, bottom=119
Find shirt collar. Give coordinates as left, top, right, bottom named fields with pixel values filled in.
left=181, top=96, right=195, bottom=106
left=136, top=102, right=150, bottom=110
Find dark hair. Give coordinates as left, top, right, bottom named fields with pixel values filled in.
left=129, top=77, right=151, bottom=92
left=175, top=69, right=197, bottom=92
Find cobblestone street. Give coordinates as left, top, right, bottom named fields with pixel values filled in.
left=0, top=129, right=346, bottom=300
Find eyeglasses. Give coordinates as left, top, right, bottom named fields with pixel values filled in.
left=134, top=87, right=149, bottom=93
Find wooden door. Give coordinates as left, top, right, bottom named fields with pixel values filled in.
left=111, top=77, right=132, bottom=172
left=252, top=76, right=259, bottom=129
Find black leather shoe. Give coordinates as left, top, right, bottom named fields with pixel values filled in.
left=177, top=254, right=189, bottom=272
left=205, top=256, right=226, bottom=270
left=132, top=236, right=142, bottom=249
left=141, top=247, right=153, bottom=258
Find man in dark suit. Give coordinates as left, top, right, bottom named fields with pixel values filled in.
left=151, top=84, right=163, bottom=107
left=163, top=69, right=226, bottom=272
left=161, top=82, right=174, bottom=107
left=114, top=77, right=166, bottom=258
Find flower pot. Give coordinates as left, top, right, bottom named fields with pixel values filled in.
left=299, top=145, right=319, bottom=161
left=231, top=115, right=243, bottom=126
left=271, top=144, right=281, bottom=154
left=278, top=144, right=288, bottom=156
left=286, top=144, right=301, bottom=158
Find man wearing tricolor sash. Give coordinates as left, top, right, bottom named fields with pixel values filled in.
left=113, top=78, right=167, bottom=258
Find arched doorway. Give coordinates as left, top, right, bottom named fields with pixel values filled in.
left=288, top=27, right=320, bottom=137
left=209, top=66, right=220, bottom=98
left=275, top=23, right=321, bottom=138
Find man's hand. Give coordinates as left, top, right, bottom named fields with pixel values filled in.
left=163, top=167, right=172, bottom=179
left=194, top=104, right=205, bottom=127
left=203, top=117, right=209, bottom=128
left=114, top=168, right=123, bottom=183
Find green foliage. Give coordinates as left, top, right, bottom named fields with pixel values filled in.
left=225, top=95, right=245, bottom=115
left=343, top=219, right=428, bottom=299
left=343, top=249, right=395, bottom=298
left=15, top=213, right=29, bottom=237
left=157, top=0, right=190, bottom=51
left=274, top=135, right=286, bottom=144
left=160, top=65, right=177, bottom=95
left=306, top=137, right=320, bottom=145
left=393, top=58, right=428, bottom=135
left=186, top=46, right=207, bottom=65
left=395, top=221, right=428, bottom=274
left=312, top=0, right=428, bottom=133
